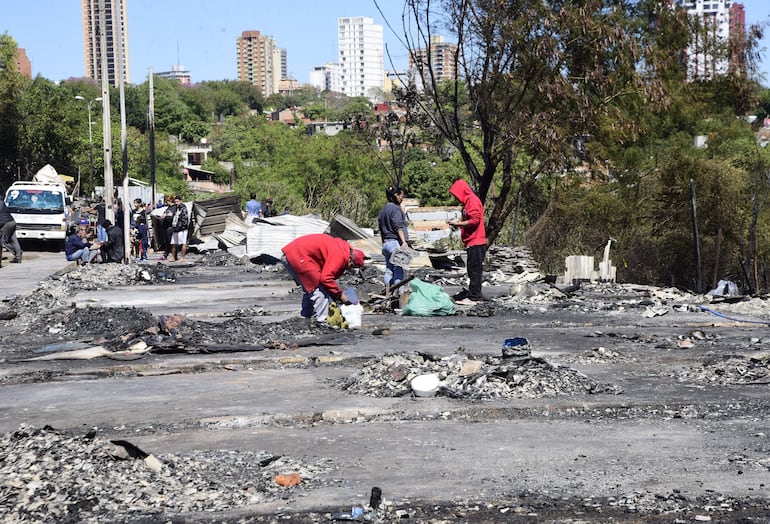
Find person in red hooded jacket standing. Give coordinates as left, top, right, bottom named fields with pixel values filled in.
left=281, top=233, right=366, bottom=323
left=448, top=179, right=487, bottom=304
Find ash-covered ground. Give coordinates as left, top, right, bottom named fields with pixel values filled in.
left=1, top=250, right=770, bottom=522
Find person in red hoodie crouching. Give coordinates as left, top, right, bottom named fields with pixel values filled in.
left=281, top=233, right=366, bottom=323
left=448, top=179, right=487, bottom=305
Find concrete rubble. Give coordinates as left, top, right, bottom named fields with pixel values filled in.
left=0, top=424, right=333, bottom=522
left=337, top=350, right=623, bottom=399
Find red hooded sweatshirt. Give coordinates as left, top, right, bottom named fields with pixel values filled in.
left=449, top=179, right=487, bottom=248
left=282, top=234, right=357, bottom=299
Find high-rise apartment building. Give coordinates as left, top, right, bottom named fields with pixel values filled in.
left=276, top=48, right=287, bottom=81
left=272, top=47, right=287, bottom=94
left=408, top=35, right=458, bottom=86
left=14, top=48, right=32, bottom=78
left=236, top=31, right=282, bottom=98
left=81, top=0, right=130, bottom=86
left=309, top=63, right=342, bottom=93
left=673, top=0, right=745, bottom=80
left=0, top=47, right=32, bottom=78
left=337, top=16, right=384, bottom=100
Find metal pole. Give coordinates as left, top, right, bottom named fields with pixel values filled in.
left=113, top=0, right=130, bottom=263
left=87, top=101, right=94, bottom=197
left=98, top=0, right=115, bottom=223
left=148, top=68, right=156, bottom=208
left=76, top=95, right=102, bottom=196
left=690, top=178, right=703, bottom=294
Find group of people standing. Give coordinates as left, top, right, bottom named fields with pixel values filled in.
left=378, top=178, right=486, bottom=306
left=244, top=193, right=279, bottom=221
left=65, top=194, right=189, bottom=265
left=159, top=195, right=189, bottom=262
left=281, top=177, right=488, bottom=326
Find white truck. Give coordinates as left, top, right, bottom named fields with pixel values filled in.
left=4, top=164, right=73, bottom=248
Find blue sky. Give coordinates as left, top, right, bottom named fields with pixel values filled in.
left=3, top=0, right=770, bottom=86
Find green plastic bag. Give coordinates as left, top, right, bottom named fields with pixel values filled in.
left=401, top=278, right=456, bottom=316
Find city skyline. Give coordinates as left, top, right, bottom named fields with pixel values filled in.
left=2, top=0, right=408, bottom=85
left=2, top=0, right=770, bottom=86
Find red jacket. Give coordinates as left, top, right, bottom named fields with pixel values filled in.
left=449, top=179, right=487, bottom=248
left=281, top=234, right=352, bottom=299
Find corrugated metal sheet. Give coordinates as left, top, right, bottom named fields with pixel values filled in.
left=407, top=206, right=462, bottom=243
left=245, top=214, right=330, bottom=259
left=192, top=195, right=242, bottom=236
left=328, top=214, right=373, bottom=240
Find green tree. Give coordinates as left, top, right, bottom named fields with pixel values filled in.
left=151, top=77, right=193, bottom=136
left=388, top=0, right=692, bottom=244
left=17, top=77, right=82, bottom=179
left=0, top=33, right=25, bottom=185
left=180, top=121, right=211, bottom=144
left=200, top=157, right=231, bottom=186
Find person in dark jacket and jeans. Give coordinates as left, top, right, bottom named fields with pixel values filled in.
left=448, top=179, right=487, bottom=304
left=378, top=186, right=409, bottom=292
left=0, top=200, right=22, bottom=263
left=65, top=226, right=101, bottom=264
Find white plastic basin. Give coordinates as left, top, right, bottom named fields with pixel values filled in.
left=410, top=373, right=440, bottom=397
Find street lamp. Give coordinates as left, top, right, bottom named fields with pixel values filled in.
left=75, top=95, right=103, bottom=197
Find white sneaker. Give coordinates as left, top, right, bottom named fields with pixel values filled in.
left=455, top=298, right=479, bottom=306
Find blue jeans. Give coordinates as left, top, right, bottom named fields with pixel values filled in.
left=96, top=225, right=107, bottom=242
left=382, top=239, right=404, bottom=289
left=282, top=255, right=332, bottom=323
left=67, top=247, right=96, bottom=264
left=300, top=287, right=332, bottom=322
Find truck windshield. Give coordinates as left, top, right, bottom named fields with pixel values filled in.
left=5, top=189, right=65, bottom=213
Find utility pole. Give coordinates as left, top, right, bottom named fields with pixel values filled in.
left=690, top=178, right=703, bottom=294
left=98, top=0, right=115, bottom=223
left=114, top=0, right=130, bottom=263
left=74, top=96, right=103, bottom=197
left=148, top=68, right=156, bottom=208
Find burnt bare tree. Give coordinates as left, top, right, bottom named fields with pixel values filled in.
left=350, top=79, right=434, bottom=190
left=379, top=0, right=689, bottom=244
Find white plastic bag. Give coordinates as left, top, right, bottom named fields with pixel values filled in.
left=339, top=304, right=364, bottom=329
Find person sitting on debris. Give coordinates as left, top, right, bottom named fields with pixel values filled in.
left=281, top=233, right=366, bottom=323
left=100, top=219, right=124, bottom=263
left=65, top=226, right=101, bottom=265
left=0, top=199, right=22, bottom=263
left=170, top=196, right=189, bottom=263
left=378, top=185, right=409, bottom=293
left=244, top=193, right=262, bottom=221
left=448, top=179, right=487, bottom=305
